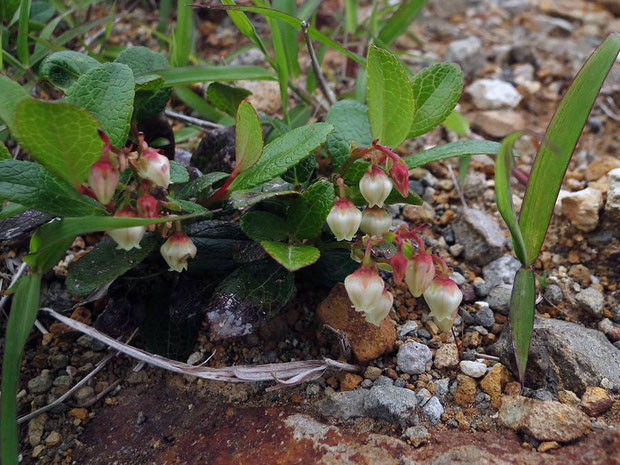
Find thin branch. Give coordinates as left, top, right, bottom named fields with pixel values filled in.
left=301, top=21, right=337, bottom=106
left=164, top=110, right=225, bottom=129
left=447, top=164, right=468, bottom=211
left=41, top=308, right=361, bottom=387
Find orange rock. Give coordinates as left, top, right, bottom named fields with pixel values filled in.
left=585, top=155, right=620, bottom=182
left=339, top=374, right=363, bottom=392
left=580, top=386, right=613, bottom=416
left=316, top=283, right=396, bottom=363
left=454, top=374, right=477, bottom=407
left=480, top=363, right=510, bottom=409
left=69, top=408, right=89, bottom=421
left=70, top=307, right=91, bottom=325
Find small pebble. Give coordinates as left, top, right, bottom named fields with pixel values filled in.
left=459, top=361, right=487, bottom=378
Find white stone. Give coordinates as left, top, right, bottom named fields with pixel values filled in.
left=459, top=360, right=488, bottom=378
left=560, top=187, right=604, bottom=232
left=605, top=168, right=620, bottom=219
left=466, top=79, right=522, bottom=110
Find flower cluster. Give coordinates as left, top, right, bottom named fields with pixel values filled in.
left=85, top=132, right=196, bottom=272
left=326, top=141, right=462, bottom=331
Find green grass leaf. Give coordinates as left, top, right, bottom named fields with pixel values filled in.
left=510, top=268, right=535, bottom=385
left=235, top=100, right=263, bottom=173
left=175, top=86, right=231, bottom=124
left=409, top=63, right=463, bottom=138
left=240, top=210, right=289, bottom=241
left=404, top=139, right=501, bottom=169
left=39, top=51, right=100, bottom=90
left=17, top=0, right=32, bottom=65
left=261, top=241, right=320, bottom=271
left=171, top=0, right=193, bottom=67
left=378, top=0, right=427, bottom=45
left=206, top=82, right=251, bottom=117
left=229, top=122, right=332, bottom=191
left=519, top=33, right=620, bottom=265
left=66, top=62, right=135, bottom=148
left=366, top=45, right=414, bottom=148
left=65, top=236, right=157, bottom=297
left=273, top=0, right=299, bottom=77
left=288, top=180, right=335, bottom=239
left=442, top=110, right=470, bottom=135
left=0, top=160, right=107, bottom=217
left=1, top=273, right=42, bottom=465
left=345, top=0, right=357, bottom=33
left=326, top=100, right=372, bottom=170
left=143, top=65, right=275, bottom=87
left=495, top=132, right=528, bottom=265
left=14, top=100, right=103, bottom=186
left=220, top=0, right=273, bottom=66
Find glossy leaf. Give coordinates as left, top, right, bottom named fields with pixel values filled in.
left=326, top=100, right=372, bottom=170
left=229, top=123, right=332, bottom=191
left=519, top=33, right=620, bottom=265
left=14, top=100, right=103, bottom=186
left=495, top=132, right=528, bottom=265
left=442, top=110, right=470, bottom=135
left=39, top=51, right=100, bottom=90
left=169, top=160, right=190, bottom=184
left=229, top=181, right=299, bottom=209
left=0, top=160, right=107, bottom=217
left=142, top=65, right=275, bottom=87
left=66, top=62, right=135, bottom=148
left=366, top=45, right=414, bottom=148
left=207, top=82, right=251, bottom=117
left=66, top=236, right=157, bottom=297
left=261, top=241, right=320, bottom=271
left=240, top=211, right=289, bottom=241
left=404, top=139, right=501, bottom=169
left=409, top=63, right=463, bottom=138
left=177, top=171, right=229, bottom=200
left=1, top=273, right=42, bottom=465
left=288, top=180, right=334, bottom=239
left=510, top=268, right=535, bottom=385
left=235, top=100, right=263, bottom=173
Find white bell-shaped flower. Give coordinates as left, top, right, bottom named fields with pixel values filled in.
left=405, top=254, right=435, bottom=297
left=363, top=289, right=393, bottom=326
left=160, top=233, right=197, bottom=272
left=88, top=157, right=119, bottom=205
left=360, top=206, right=392, bottom=236
left=107, top=207, right=146, bottom=251
left=344, top=266, right=384, bottom=313
left=423, top=277, right=463, bottom=332
left=137, top=150, right=170, bottom=188
left=359, top=167, right=392, bottom=207
left=326, top=199, right=361, bottom=241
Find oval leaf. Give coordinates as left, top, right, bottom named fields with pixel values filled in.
left=39, top=51, right=100, bottom=90
left=261, top=241, right=320, bottom=271
left=326, top=100, right=372, bottom=170
left=235, top=100, right=263, bottom=173
left=287, top=180, right=335, bottom=239
left=366, top=45, right=414, bottom=148
left=240, top=211, right=289, bottom=241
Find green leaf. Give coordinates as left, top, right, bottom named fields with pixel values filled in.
left=510, top=268, right=535, bottom=385
left=115, top=46, right=169, bottom=75
left=326, top=100, right=373, bottom=170
left=229, top=122, right=333, bottom=191
left=266, top=11, right=288, bottom=115
left=495, top=132, right=528, bottom=265
left=39, top=51, right=100, bottom=90
left=169, top=198, right=211, bottom=214
left=0, top=142, right=10, bottom=160
left=519, top=33, right=620, bottom=265
left=175, top=86, right=231, bottom=124
left=442, top=110, right=470, bottom=135
left=174, top=126, right=201, bottom=143
left=177, top=171, right=229, bottom=200
left=0, top=202, right=28, bottom=221
left=171, top=0, right=193, bottom=67
left=366, top=45, right=414, bottom=148
left=0, top=74, right=29, bottom=133
left=1, top=273, right=42, bottom=465
left=288, top=180, right=334, bottom=239
left=206, top=82, right=252, bottom=117
left=142, top=65, right=276, bottom=87
left=345, top=0, right=357, bottom=33
left=65, top=236, right=157, bottom=296
left=65, top=62, right=135, bottom=148
left=404, top=139, right=501, bottom=169
left=221, top=0, right=273, bottom=67
left=281, top=154, right=315, bottom=185
left=378, top=0, right=427, bottom=45
left=25, top=213, right=203, bottom=273
left=229, top=181, right=299, bottom=209
left=273, top=0, right=299, bottom=77
left=17, top=0, right=32, bottom=65
left=409, top=63, right=463, bottom=138
left=240, top=210, right=289, bottom=241
left=169, top=160, right=189, bottom=184
left=261, top=241, right=320, bottom=271
left=1, top=0, right=19, bottom=20
left=0, top=160, right=107, bottom=217
left=14, top=100, right=103, bottom=186
left=235, top=100, right=263, bottom=173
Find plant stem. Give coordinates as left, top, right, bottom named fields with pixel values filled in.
left=301, top=20, right=336, bottom=106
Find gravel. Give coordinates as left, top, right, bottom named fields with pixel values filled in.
left=397, top=342, right=433, bottom=375
left=421, top=397, right=444, bottom=425
left=459, top=361, right=488, bottom=378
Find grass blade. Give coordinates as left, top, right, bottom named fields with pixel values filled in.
left=519, top=33, right=620, bottom=264
left=273, top=0, right=299, bottom=77
left=171, top=0, right=193, bottom=67
left=404, top=139, right=501, bottom=169
left=495, top=132, right=528, bottom=265
left=510, top=268, right=535, bottom=385
left=1, top=272, right=42, bottom=465
left=345, top=0, right=357, bottom=33
left=174, top=86, right=231, bottom=124
left=143, top=65, right=275, bottom=87
left=221, top=0, right=273, bottom=67
left=17, top=0, right=31, bottom=65
left=378, top=0, right=427, bottom=46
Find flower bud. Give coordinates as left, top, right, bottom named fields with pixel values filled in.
left=107, top=207, right=146, bottom=251
left=360, top=206, right=392, bottom=237
left=88, top=158, right=119, bottom=205
left=405, top=254, right=435, bottom=297
left=390, top=252, right=408, bottom=284
left=136, top=193, right=159, bottom=218
left=326, top=199, right=361, bottom=241
left=423, top=277, right=463, bottom=332
left=359, top=167, right=392, bottom=207
left=137, top=150, right=170, bottom=188
left=364, top=290, right=393, bottom=326
left=160, top=233, right=197, bottom=272
left=389, top=159, right=409, bottom=198
left=344, top=266, right=384, bottom=313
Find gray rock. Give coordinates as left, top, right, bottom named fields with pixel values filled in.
left=598, top=318, right=620, bottom=342
left=49, top=354, right=69, bottom=370
left=544, top=284, right=564, bottom=306
left=361, top=379, right=373, bottom=389
left=475, top=304, right=495, bottom=328
left=453, top=208, right=505, bottom=266
left=486, top=285, right=512, bottom=314
left=394, top=378, right=407, bottom=388
left=415, top=388, right=432, bottom=406
left=605, top=168, right=620, bottom=217
left=306, top=383, right=320, bottom=396
left=397, top=320, right=419, bottom=338
left=531, top=389, right=553, bottom=401
left=575, top=287, right=604, bottom=318
left=444, top=37, right=485, bottom=76
left=73, top=386, right=95, bottom=406
left=316, top=390, right=368, bottom=420
left=27, top=413, right=47, bottom=447
left=459, top=361, right=487, bottom=378
left=462, top=170, right=487, bottom=199
left=365, top=386, right=418, bottom=427
left=466, top=79, right=522, bottom=110
left=611, top=304, right=620, bottom=324
left=421, top=397, right=444, bottom=425
left=490, top=317, right=620, bottom=394
left=403, top=425, right=429, bottom=447
left=460, top=308, right=476, bottom=326
left=482, top=255, right=522, bottom=288
left=417, top=329, right=431, bottom=340
left=28, top=370, right=53, bottom=395
left=434, top=378, right=450, bottom=401
left=397, top=342, right=433, bottom=375
left=374, top=375, right=395, bottom=387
